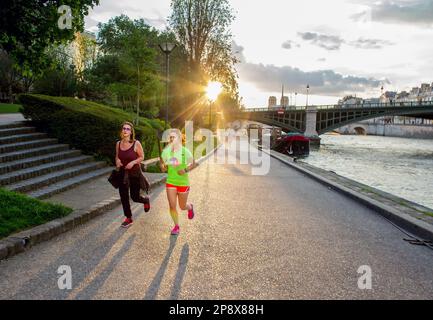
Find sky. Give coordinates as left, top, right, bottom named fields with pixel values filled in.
left=85, top=0, right=433, bottom=107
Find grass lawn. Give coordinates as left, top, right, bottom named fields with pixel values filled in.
left=0, top=103, right=21, bottom=114
left=0, top=188, right=73, bottom=239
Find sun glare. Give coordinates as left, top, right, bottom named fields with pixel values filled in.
left=206, top=82, right=222, bottom=101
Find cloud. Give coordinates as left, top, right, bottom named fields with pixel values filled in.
left=350, top=38, right=395, bottom=49
left=353, top=0, right=433, bottom=26
left=281, top=40, right=300, bottom=50
left=232, top=41, right=389, bottom=97
left=298, top=32, right=344, bottom=51
left=297, top=31, right=393, bottom=50
left=231, top=41, right=246, bottom=63
left=85, top=0, right=167, bottom=31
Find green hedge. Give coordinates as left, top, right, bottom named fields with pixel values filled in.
left=19, top=94, right=165, bottom=164
left=0, top=188, right=73, bottom=239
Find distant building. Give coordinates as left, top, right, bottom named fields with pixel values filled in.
left=345, top=81, right=433, bottom=109
left=420, top=83, right=433, bottom=102
left=409, top=87, right=420, bottom=101
left=380, top=91, right=397, bottom=103
left=268, top=96, right=277, bottom=108
left=268, top=85, right=292, bottom=109
left=410, top=87, right=420, bottom=95
left=396, top=91, right=410, bottom=102
left=338, top=95, right=363, bottom=106
left=421, top=83, right=431, bottom=93
left=364, top=98, right=380, bottom=105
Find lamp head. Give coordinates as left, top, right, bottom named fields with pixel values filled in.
left=159, top=42, right=176, bottom=54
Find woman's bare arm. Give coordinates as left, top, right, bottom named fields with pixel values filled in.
left=115, top=141, right=123, bottom=168
left=159, top=158, right=167, bottom=173
left=134, top=141, right=145, bottom=164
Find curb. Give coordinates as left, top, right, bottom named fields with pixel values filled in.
left=0, top=176, right=167, bottom=262
left=259, top=146, right=433, bottom=242
left=0, top=144, right=221, bottom=262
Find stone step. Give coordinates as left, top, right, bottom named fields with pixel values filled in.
left=0, top=138, right=58, bottom=153
left=0, top=132, right=47, bottom=145
left=0, top=144, right=70, bottom=163
left=0, top=126, right=36, bottom=137
left=0, top=155, right=94, bottom=186
left=0, top=122, right=28, bottom=130
left=0, top=150, right=82, bottom=175
left=28, top=167, right=113, bottom=199
left=5, top=161, right=108, bottom=193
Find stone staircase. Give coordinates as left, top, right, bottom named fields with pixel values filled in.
left=0, top=122, right=113, bottom=199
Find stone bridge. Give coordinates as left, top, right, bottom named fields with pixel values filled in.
left=231, top=101, right=433, bottom=138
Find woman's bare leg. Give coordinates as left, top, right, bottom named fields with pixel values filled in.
left=178, top=191, right=192, bottom=211
left=166, top=188, right=179, bottom=226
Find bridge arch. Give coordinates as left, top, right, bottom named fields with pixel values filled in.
left=317, top=107, right=433, bottom=135
left=353, top=126, right=367, bottom=135
left=234, top=102, right=433, bottom=136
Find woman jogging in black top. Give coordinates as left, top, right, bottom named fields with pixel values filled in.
left=115, top=121, right=150, bottom=228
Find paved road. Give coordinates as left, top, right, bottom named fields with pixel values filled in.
left=1, top=139, right=433, bottom=299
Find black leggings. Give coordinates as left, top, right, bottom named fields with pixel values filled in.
left=119, top=175, right=148, bottom=218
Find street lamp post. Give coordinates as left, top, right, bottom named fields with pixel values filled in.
left=206, top=82, right=222, bottom=131
left=159, top=42, right=176, bottom=128
left=306, top=84, right=310, bottom=107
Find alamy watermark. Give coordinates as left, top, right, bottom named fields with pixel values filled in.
left=357, top=265, right=372, bottom=290
left=58, top=5, right=72, bottom=30
left=57, top=265, right=72, bottom=290
left=163, top=121, right=271, bottom=176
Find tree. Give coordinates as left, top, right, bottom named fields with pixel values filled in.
left=32, top=45, right=77, bottom=97
left=0, top=0, right=99, bottom=76
left=168, top=0, right=239, bottom=98
left=96, top=15, right=164, bottom=118
left=72, top=31, right=99, bottom=82
left=0, top=50, right=20, bottom=102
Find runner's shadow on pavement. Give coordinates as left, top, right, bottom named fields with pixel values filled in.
left=170, top=243, right=189, bottom=300
left=6, top=182, right=166, bottom=300
left=73, top=234, right=136, bottom=300
left=143, top=236, right=178, bottom=300
left=10, top=222, right=131, bottom=299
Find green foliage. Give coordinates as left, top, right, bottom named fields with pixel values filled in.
left=32, top=47, right=78, bottom=97
left=0, top=0, right=99, bottom=76
left=19, top=94, right=165, bottom=163
left=169, top=0, right=239, bottom=98
left=90, top=15, right=164, bottom=114
left=0, top=188, right=72, bottom=239
left=145, top=165, right=162, bottom=173
left=0, top=103, right=21, bottom=113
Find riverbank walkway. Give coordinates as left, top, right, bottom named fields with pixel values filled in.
left=1, top=135, right=433, bottom=299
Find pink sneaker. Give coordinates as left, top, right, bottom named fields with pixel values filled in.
left=171, top=225, right=180, bottom=235
left=188, top=204, right=195, bottom=220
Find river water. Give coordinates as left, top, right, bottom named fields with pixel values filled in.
left=300, top=134, right=433, bottom=210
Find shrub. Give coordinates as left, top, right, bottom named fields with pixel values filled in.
left=19, top=94, right=165, bottom=164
